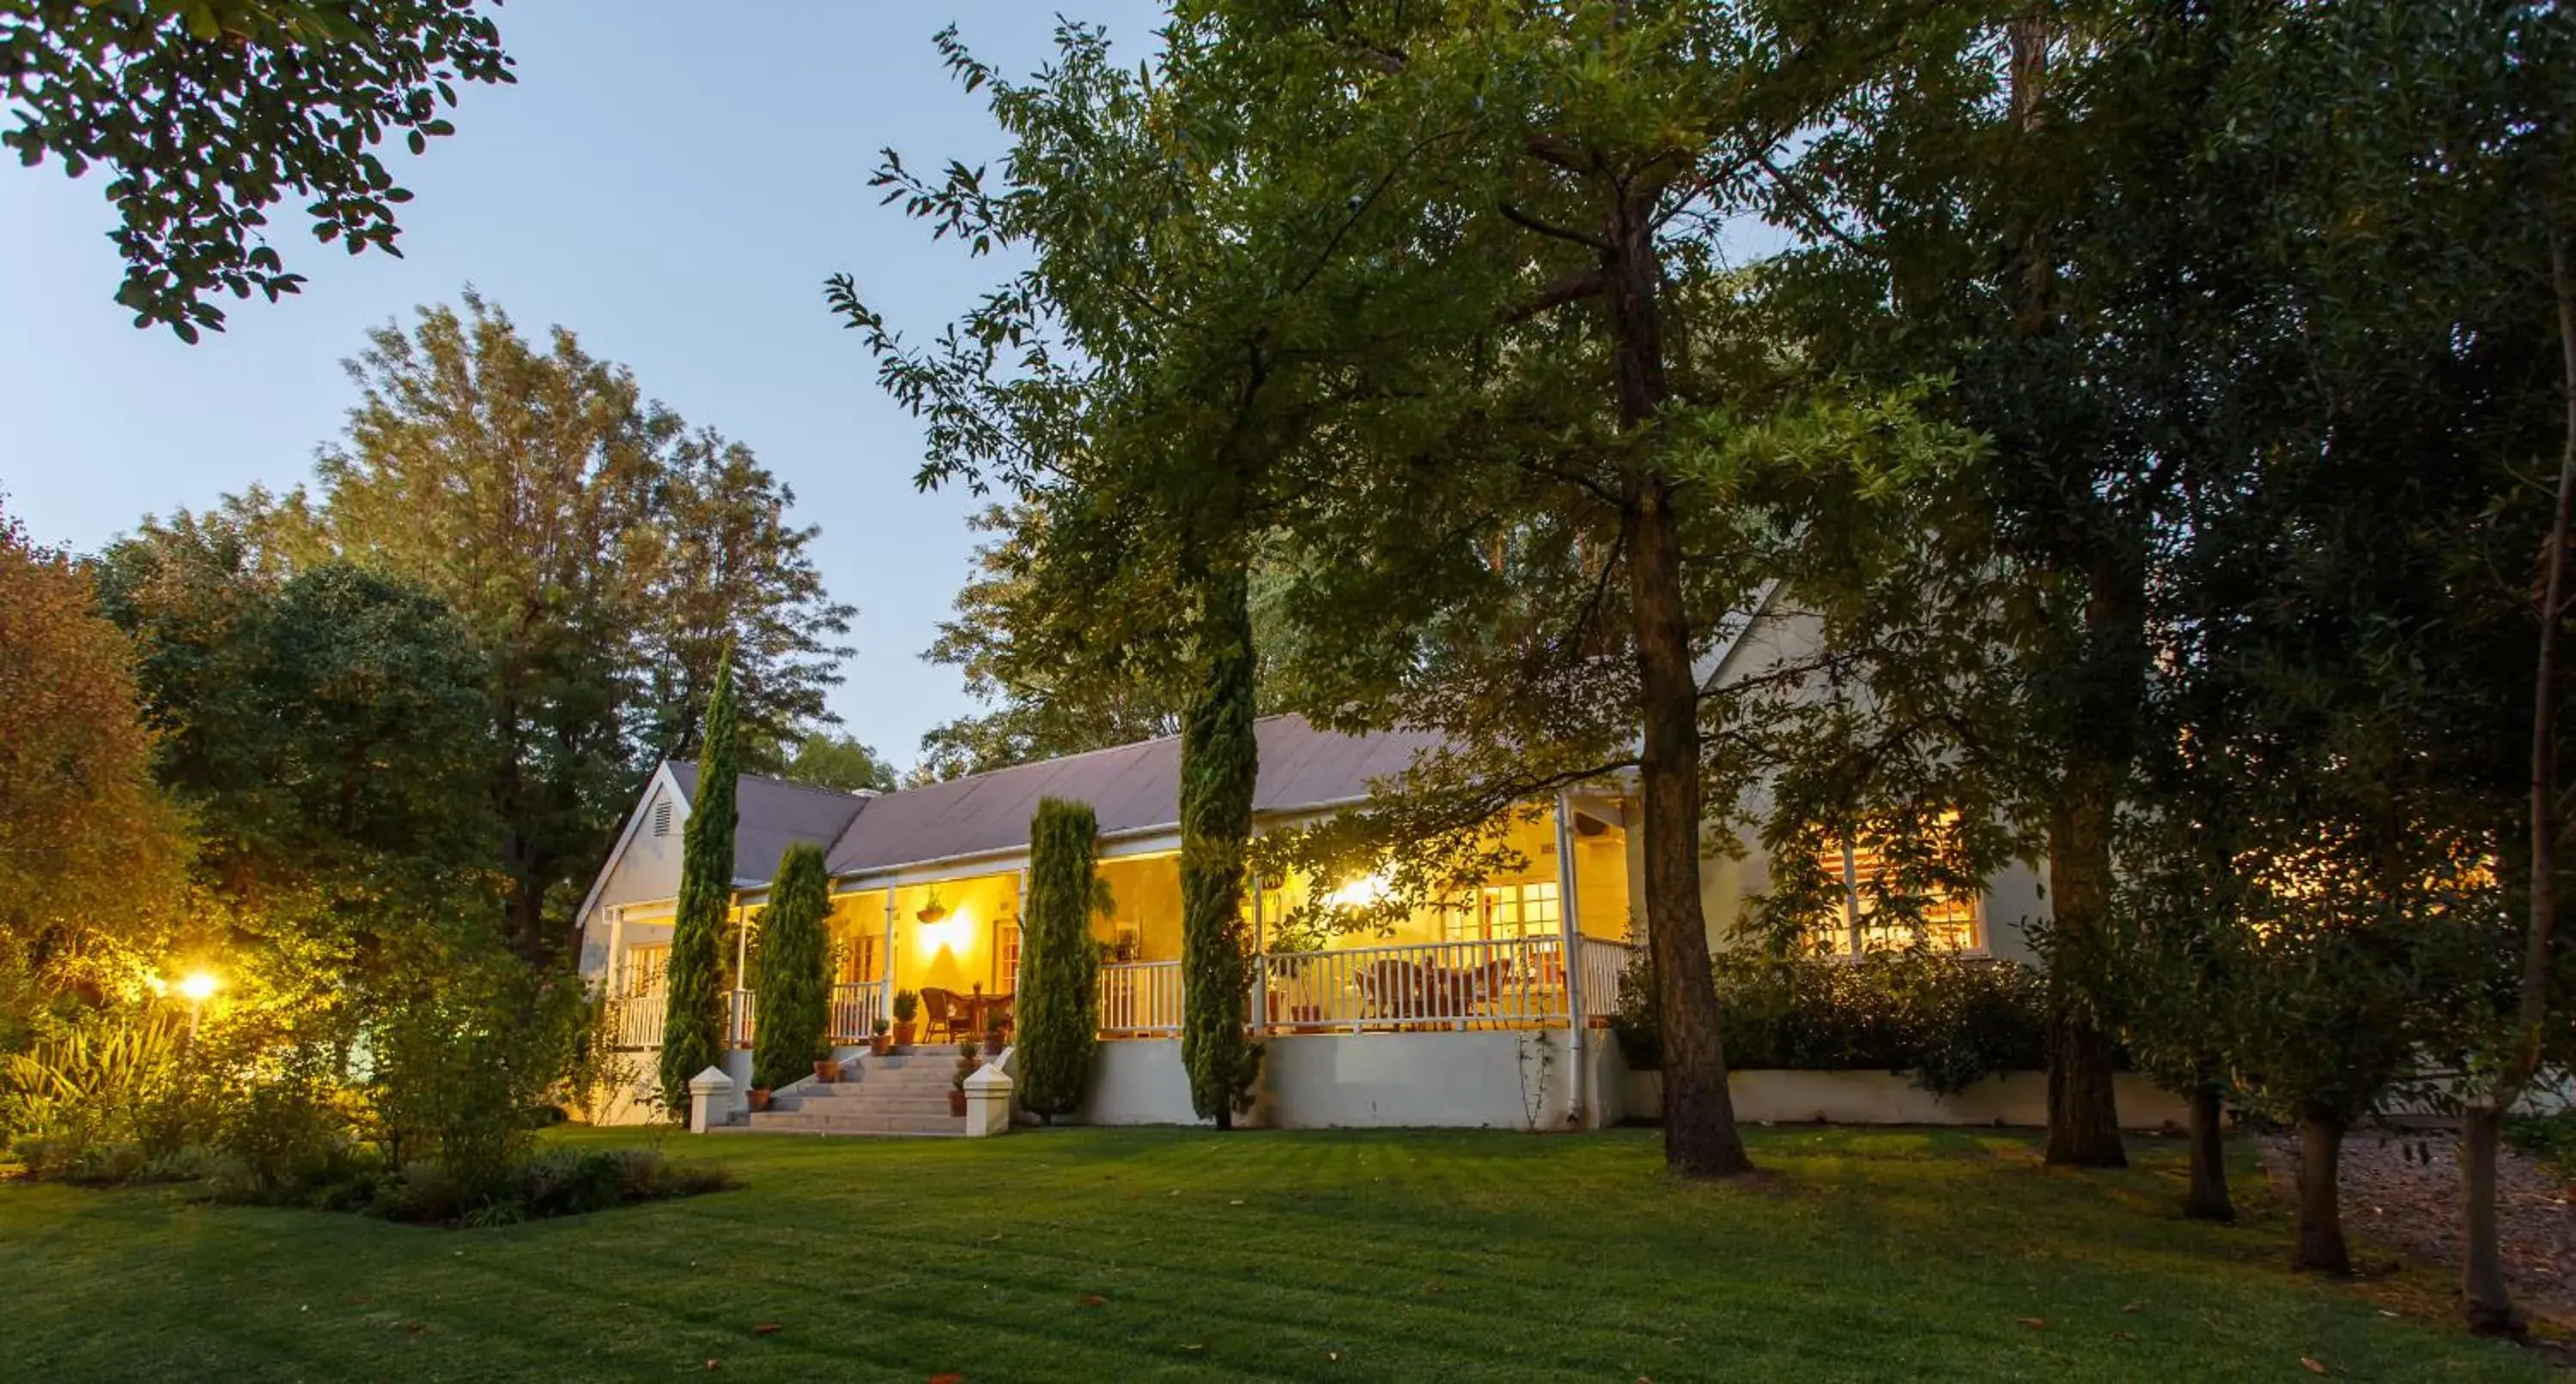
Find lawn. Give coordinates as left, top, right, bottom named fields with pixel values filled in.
left=0, top=1125, right=2552, bottom=1382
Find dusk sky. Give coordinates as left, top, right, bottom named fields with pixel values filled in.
left=0, top=2, right=1166, bottom=772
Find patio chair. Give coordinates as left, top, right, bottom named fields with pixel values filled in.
left=920, top=986, right=968, bottom=1042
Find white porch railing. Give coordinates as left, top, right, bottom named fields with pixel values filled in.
left=1098, top=960, right=1183, bottom=1036
left=1577, top=937, right=1641, bottom=1022
left=610, top=988, right=665, bottom=1050
left=612, top=939, right=1640, bottom=1051
left=829, top=980, right=887, bottom=1042
left=1259, top=937, right=1569, bottom=1032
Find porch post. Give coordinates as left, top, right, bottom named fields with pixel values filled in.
left=1554, top=793, right=1589, bottom=1128
left=731, top=891, right=749, bottom=987
left=1249, top=870, right=1267, bottom=1037
left=606, top=905, right=626, bottom=993
left=1009, top=869, right=1026, bottom=992
left=881, top=888, right=900, bottom=1026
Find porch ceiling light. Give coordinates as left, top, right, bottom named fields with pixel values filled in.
left=1327, top=871, right=1393, bottom=910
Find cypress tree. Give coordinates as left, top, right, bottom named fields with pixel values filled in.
left=750, top=841, right=832, bottom=1092
left=1179, top=569, right=1261, bottom=1126
left=659, top=653, right=739, bottom=1115
left=1016, top=797, right=1102, bottom=1121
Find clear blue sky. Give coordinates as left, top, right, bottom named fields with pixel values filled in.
left=0, top=2, right=1167, bottom=773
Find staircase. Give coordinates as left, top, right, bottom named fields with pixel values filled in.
left=733, top=1049, right=967, bottom=1137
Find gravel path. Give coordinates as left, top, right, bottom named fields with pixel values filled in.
left=2262, top=1127, right=2576, bottom=1325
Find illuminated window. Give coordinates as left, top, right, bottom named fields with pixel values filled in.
left=623, top=944, right=671, bottom=995
left=835, top=934, right=878, bottom=984
left=1445, top=883, right=1561, bottom=944
left=1808, top=835, right=1981, bottom=955
left=996, top=922, right=1022, bottom=990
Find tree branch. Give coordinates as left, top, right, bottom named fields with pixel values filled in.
left=1500, top=199, right=1612, bottom=252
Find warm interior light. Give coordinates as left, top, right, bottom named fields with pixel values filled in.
left=1327, top=871, right=1392, bottom=910
left=177, top=972, right=219, bottom=1003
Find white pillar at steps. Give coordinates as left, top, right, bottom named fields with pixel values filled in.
left=963, top=1056, right=1013, bottom=1137
left=685, top=1065, right=734, bottom=1133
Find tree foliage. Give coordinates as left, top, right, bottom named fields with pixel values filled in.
left=658, top=653, right=737, bottom=1114
left=776, top=730, right=896, bottom=795
left=749, top=841, right=829, bottom=1092
left=0, top=497, right=184, bottom=1016
left=1, top=0, right=514, bottom=338
left=1015, top=797, right=1101, bottom=1122
left=1179, top=570, right=1261, bottom=1125
left=237, top=290, right=849, bottom=962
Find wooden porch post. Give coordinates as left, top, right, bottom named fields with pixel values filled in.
left=1249, top=868, right=1267, bottom=1037
left=1555, top=793, right=1589, bottom=1128
left=881, top=887, right=900, bottom=1027
left=605, top=905, right=625, bottom=994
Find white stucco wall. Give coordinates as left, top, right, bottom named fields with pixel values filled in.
left=1623, top=1068, right=2190, bottom=1130
left=1680, top=590, right=2054, bottom=965
left=577, top=779, right=690, bottom=978
left=1077, top=1031, right=1600, bottom=1131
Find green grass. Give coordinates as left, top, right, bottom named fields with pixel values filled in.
left=0, top=1124, right=2551, bottom=1382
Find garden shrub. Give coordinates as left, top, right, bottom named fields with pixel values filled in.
left=750, top=842, right=832, bottom=1091
left=1715, top=950, right=2049, bottom=1094
left=1017, top=797, right=1102, bottom=1121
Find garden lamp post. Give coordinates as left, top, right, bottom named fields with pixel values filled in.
left=177, top=971, right=218, bottom=1042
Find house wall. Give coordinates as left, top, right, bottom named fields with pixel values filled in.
left=1078, top=1031, right=1589, bottom=1130
left=889, top=871, right=1020, bottom=1000
left=577, top=776, right=690, bottom=979
left=1683, top=592, right=2052, bottom=966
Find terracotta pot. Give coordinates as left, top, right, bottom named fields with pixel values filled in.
left=748, top=1088, right=773, bottom=1113
left=870, top=1035, right=890, bottom=1055
left=894, top=1022, right=917, bottom=1047
left=812, top=1059, right=838, bottom=1083
left=948, top=1089, right=968, bottom=1117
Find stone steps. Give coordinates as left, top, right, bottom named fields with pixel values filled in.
left=774, top=1092, right=957, bottom=1118
left=738, top=1108, right=967, bottom=1136
left=732, top=1049, right=980, bottom=1137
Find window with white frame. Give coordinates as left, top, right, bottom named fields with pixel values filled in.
left=1807, top=829, right=1982, bottom=956
left=622, top=943, right=671, bottom=995
left=1444, top=882, right=1561, bottom=944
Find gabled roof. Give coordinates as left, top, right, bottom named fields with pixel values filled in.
left=578, top=715, right=1448, bottom=919
left=823, top=714, right=1445, bottom=877
left=665, top=761, right=874, bottom=886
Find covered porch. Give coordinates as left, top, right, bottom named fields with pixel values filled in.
left=603, top=795, right=1639, bottom=1058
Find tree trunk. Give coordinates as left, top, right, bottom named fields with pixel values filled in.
left=2461, top=1103, right=2524, bottom=1335
left=2043, top=769, right=2127, bottom=1168
left=1626, top=483, right=1754, bottom=1180
left=2462, top=215, right=2576, bottom=1335
left=1595, top=169, right=1752, bottom=1180
left=2184, top=1075, right=2233, bottom=1223
left=2293, top=1108, right=2350, bottom=1274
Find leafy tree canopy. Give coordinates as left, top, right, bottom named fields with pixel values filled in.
left=2, top=0, right=514, bottom=338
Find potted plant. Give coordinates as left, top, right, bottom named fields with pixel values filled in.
left=891, top=989, right=920, bottom=1048
left=983, top=1017, right=1008, bottom=1055
left=748, top=1086, right=773, bottom=1113
left=812, top=1046, right=839, bottom=1084
left=869, top=1015, right=891, bottom=1056
left=949, top=1040, right=979, bottom=1117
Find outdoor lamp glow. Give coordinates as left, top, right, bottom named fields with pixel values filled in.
left=177, top=972, right=219, bottom=1003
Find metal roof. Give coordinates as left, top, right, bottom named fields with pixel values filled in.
left=665, top=761, right=872, bottom=886
left=822, top=714, right=1444, bottom=878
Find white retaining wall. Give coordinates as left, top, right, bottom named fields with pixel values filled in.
left=1620, top=1068, right=2191, bottom=1130
left=1080, top=1030, right=1621, bottom=1131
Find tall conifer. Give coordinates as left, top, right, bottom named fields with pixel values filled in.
left=659, top=653, right=738, bottom=1114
